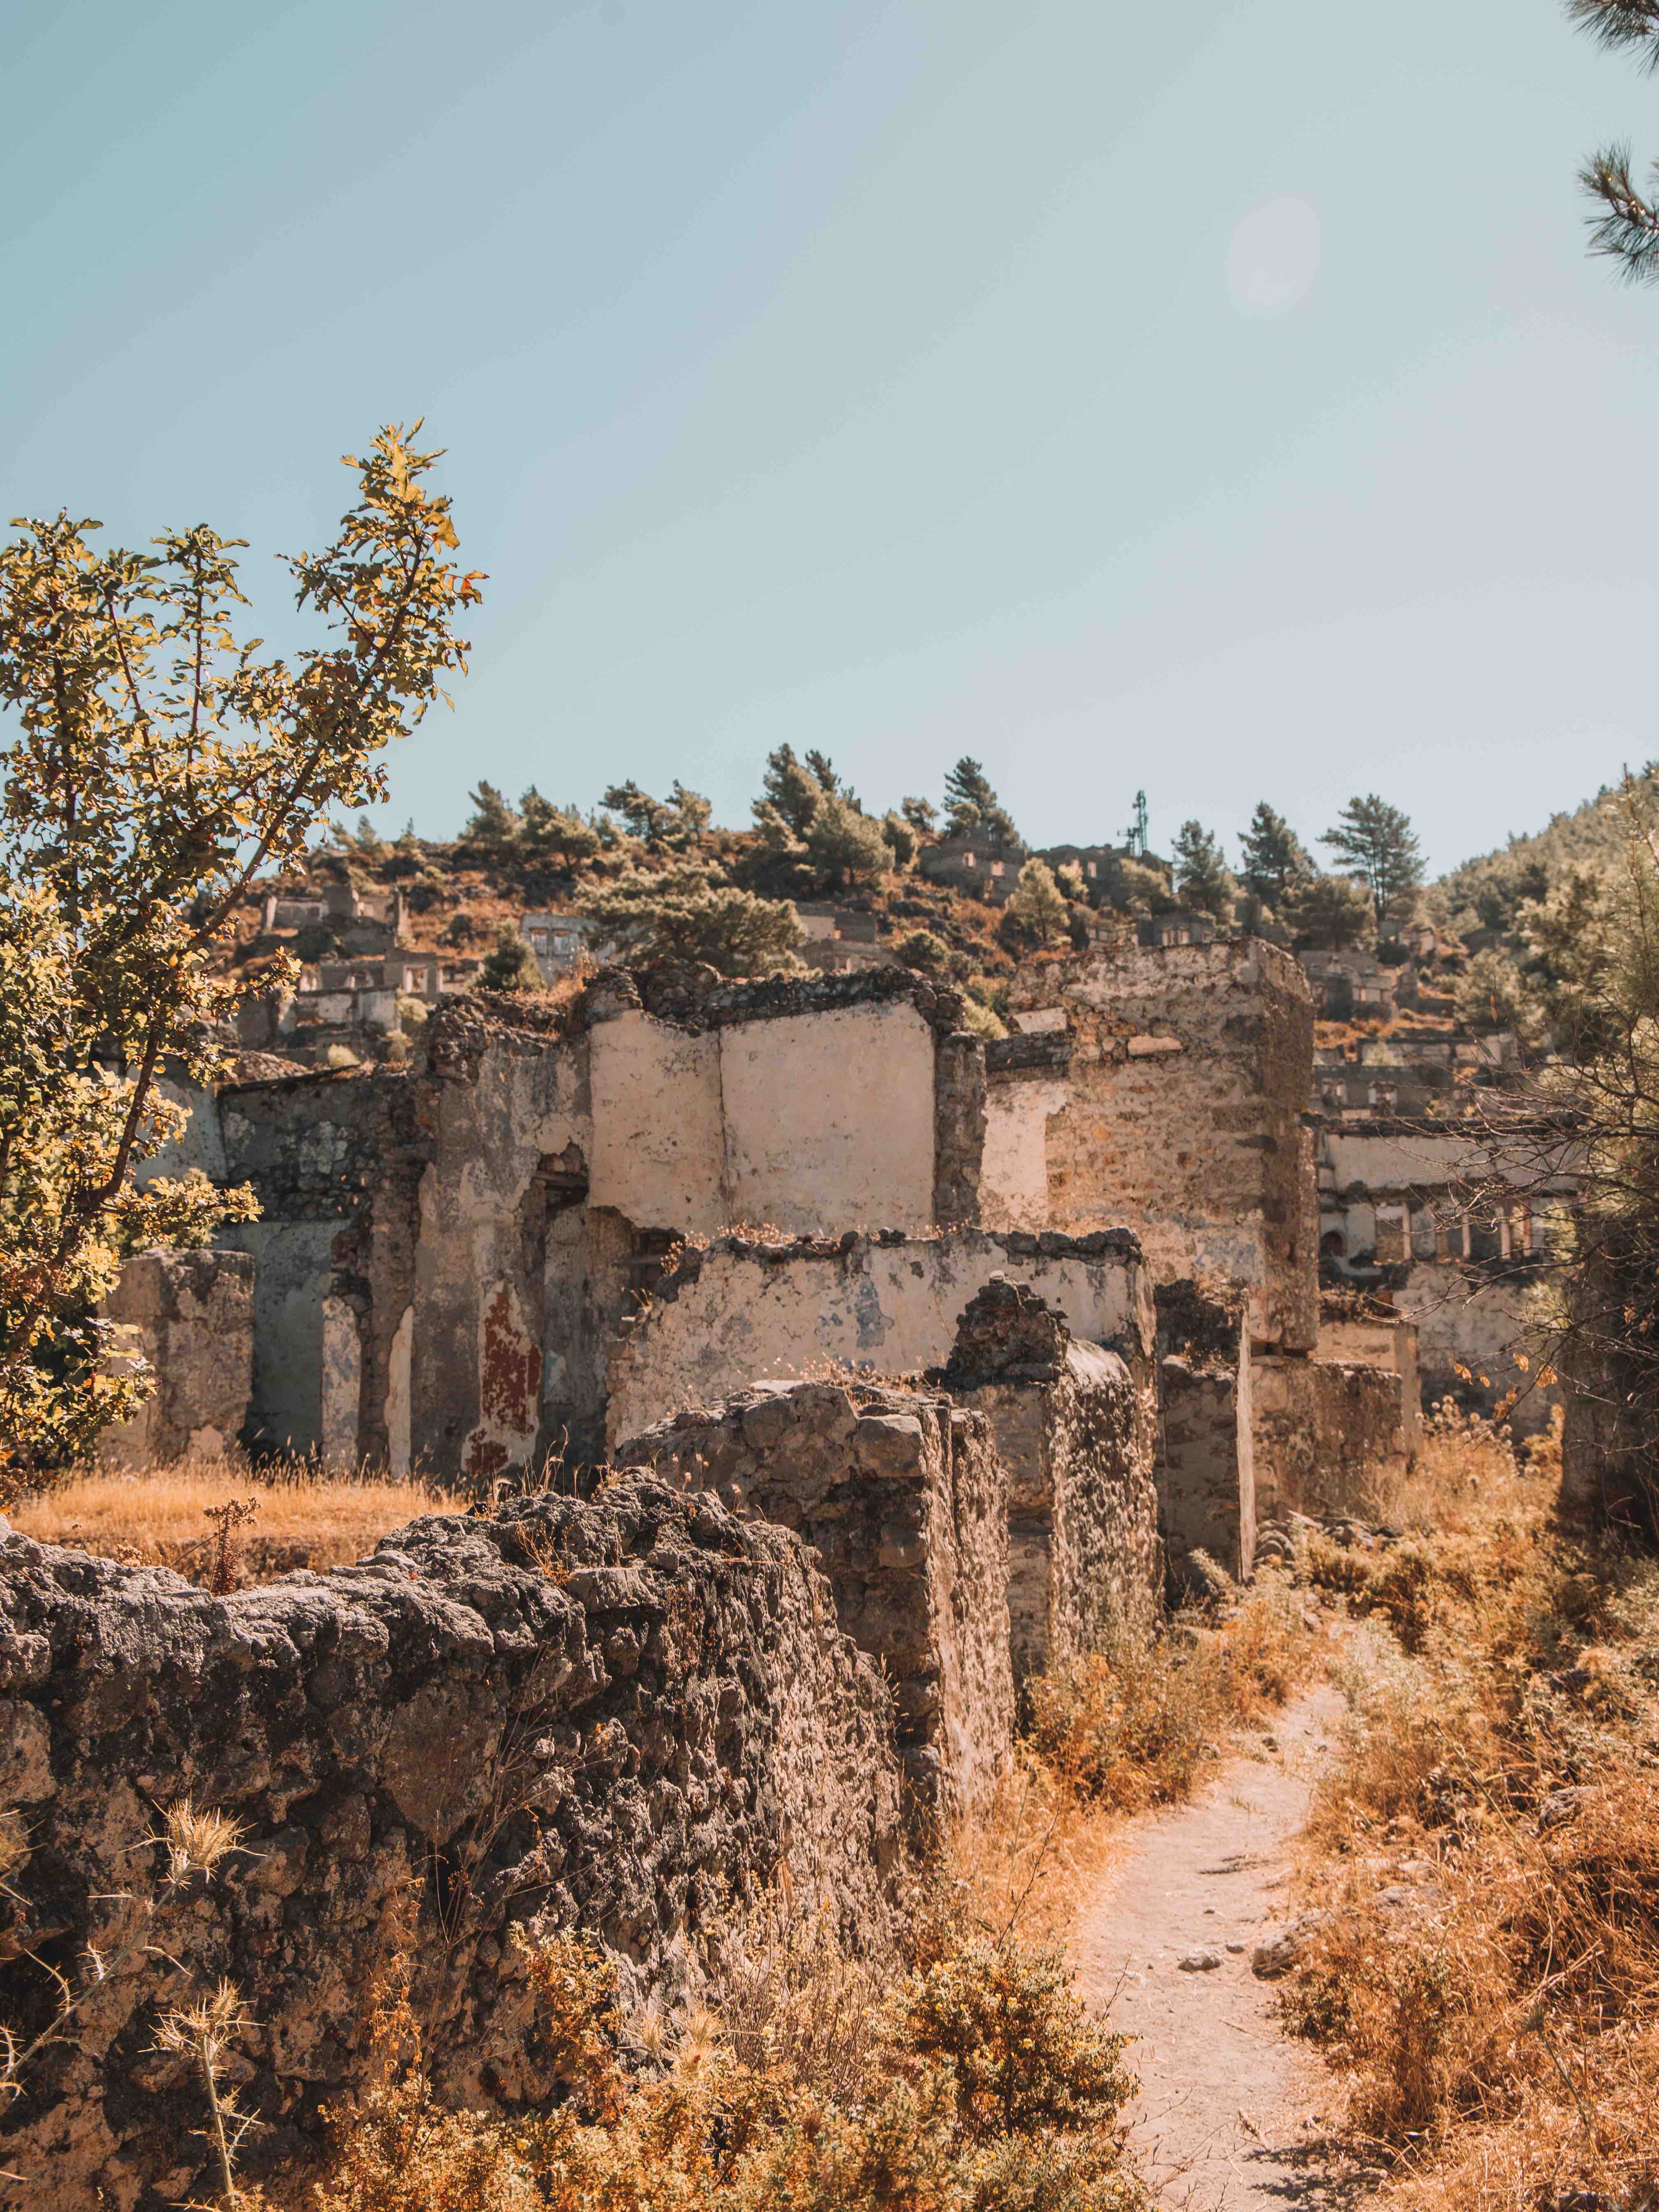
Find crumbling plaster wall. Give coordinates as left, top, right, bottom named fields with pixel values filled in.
left=1394, top=1262, right=1560, bottom=1436
left=993, top=942, right=1319, bottom=1352
left=0, top=1478, right=903, bottom=2212
left=606, top=1228, right=1156, bottom=1449
left=209, top=971, right=984, bottom=1481
left=616, top=1381, right=1012, bottom=1824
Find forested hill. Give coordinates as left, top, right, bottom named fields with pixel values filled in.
left=1433, top=762, right=1659, bottom=937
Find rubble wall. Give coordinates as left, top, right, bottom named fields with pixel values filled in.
left=96, top=1249, right=255, bottom=1467
left=606, top=1228, right=1155, bottom=1448
left=615, top=1381, right=1013, bottom=1824
left=1155, top=1282, right=1255, bottom=1583
left=954, top=1343, right=1161, bottom=1677
left=0, top=1478, right=902, bottom=2212
left=996, top=942, right=1318, bottom=1350
left=1251, top=1356, right=1410, bottom=1521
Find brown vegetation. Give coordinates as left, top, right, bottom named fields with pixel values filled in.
left=9, top=1456, right=457, bottom=1582
left=1280, top=1417, right=1659, bottom=2210
left=1026, top=1574, right=1318, bottom=1814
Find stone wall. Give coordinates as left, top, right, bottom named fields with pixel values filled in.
left=990, top=942, right=1318, bottom=1351
left=0, top=1477, right=902, bottom=2211
left=1251, top=1356, right=1411, bottom=1521
left=606, top=1228, right=1156, bottom=1448
left=939, top=1280, right=1161, bottom=1679
left=1155, top=1282, right=1255, bottom=1584
left=96, top=1248, right=255, bottom=1467
left=1317, top=1311, right=1422, bottom=1456
left=615, top=1381, right=1012, bottom=1827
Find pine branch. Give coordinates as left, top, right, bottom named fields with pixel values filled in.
left=1567, top=0, right=1659, bottom=68
left=1581, top=143, right=1659, bottom=281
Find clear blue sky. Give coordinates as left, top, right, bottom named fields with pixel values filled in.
left=5, top=0, right=1657, bottom=874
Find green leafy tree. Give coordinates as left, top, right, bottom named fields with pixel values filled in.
left=1172, top=822, right=1234, bottom=919
left=462, top=780, right=520, bottom=853
left=1111, top=855, right=1176, bottom=913
left=1321, top=795, right=1423, bottom=928
left=480, top=922, right=542, bottom=992
left=1238, top=803, right=1312, bottom=910
left=1281, top=871, right=1373, bottom=950
left=900, top=794, right=938, bottom=837
left=0, top=422, right=479, bottom=1483
left=580, top=866, right=803, bottom=978
left=1451, top=948, right=1540, bottom=1040
left=1002, top=858, right=1072, bottom=948
left=942, top=757, right=1019, bottom=847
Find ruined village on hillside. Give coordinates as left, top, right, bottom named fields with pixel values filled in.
left=7, top=3, right=1659, bottom=2196
left=5, top=716, right=1638, bottom=2209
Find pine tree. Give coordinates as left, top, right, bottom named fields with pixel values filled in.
left=1172, top=822, right=1234, bottom=919
left=805, top=792, right=890, bottom=889
left=757, top=745, right=823, bottom=836
left=1281, top=871, right=1372, bottom=950
left=1572, top=2, right=1659, bottom=281
left=463, top=781, right=520, bottom=853
left=580, top=867, right=803, bottom=978
left=942, top=758, right=1019, bottom=847
left=900, top=795, right=938, bottom=836
left=601, top=780, right=709, bottom=852
left=880, top=811, right=919, bottom=869
left=1238, top=803, right=1312, bottom=910
left=1003, top=858, right=1072, bottom=947
left=1320, top=795, right=1423, bottom=928
left=520, top=788, right=601, bottom=869
left=480, top=922, right=542, bottom=992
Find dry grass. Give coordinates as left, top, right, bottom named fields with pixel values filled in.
left=1280, top=1418, right=1659, bottom=2210
left=10, top=1455, right=458, bottom=1583
left=306, top=1917, right=1150, bottom=2212
left=1026, top=1576, right=1318, bottom=1816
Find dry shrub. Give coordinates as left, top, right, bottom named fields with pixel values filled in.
left=1282, top=1432, right=1659, bottom=2209
left=309, top=1916, right=1150, bottom=2212
left=1026, top=1578, right=1314, bottom=1814
left=11, top=1454, right=458, bottom=1582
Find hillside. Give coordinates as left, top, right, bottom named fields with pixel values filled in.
left=1431, top=759, right=1659, bottom=936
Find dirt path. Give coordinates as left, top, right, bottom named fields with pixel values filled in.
left=1074, top=1685, right=1377, bottom=2209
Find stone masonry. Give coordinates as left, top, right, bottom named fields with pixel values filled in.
left=615, top=1381, right=1012, bottom=1827
left=0, top=1479, right=902, bottom=2211
left=1155, top=1281, right=1257, bottom=1585
left=938, top=1279, right=1162, bottom=1680
left=988, top=941, right=1319, bottom=1351
left=96, top=1248, right=255, bottom=1468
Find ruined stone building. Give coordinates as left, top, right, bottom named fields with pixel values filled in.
left=120, top=938, right=1423, bottom=1568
